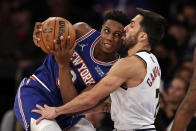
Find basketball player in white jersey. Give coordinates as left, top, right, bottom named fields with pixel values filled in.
left=32, top=8, right=167, bottom=130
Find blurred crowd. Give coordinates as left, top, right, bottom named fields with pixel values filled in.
left=0, top=0, right=196, bottom=130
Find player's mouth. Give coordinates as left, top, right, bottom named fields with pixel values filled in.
left=103, top=43, right=112, bottom=48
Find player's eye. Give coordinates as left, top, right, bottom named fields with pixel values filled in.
left=114, top=33, right=122, bottom=37
left=104, top=29, right=110, bottom=33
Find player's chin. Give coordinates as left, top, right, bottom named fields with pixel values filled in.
left=102, top=47, right=117, bottom=54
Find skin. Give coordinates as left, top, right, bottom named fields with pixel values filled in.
left=32, top=18, right=125, bottom=127
left=31, top=14, right=151, bottom=125
left=171, top=48, right=196, bottom=131
left=168, top=78, right=187, bottom=104
left=33, top=19, right=124, bottom=104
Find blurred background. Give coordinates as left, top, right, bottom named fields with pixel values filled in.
left=0, top=0, right=196, bottom=130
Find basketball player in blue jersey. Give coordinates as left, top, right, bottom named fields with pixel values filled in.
left=14, top=10, right=130, bottom=131
left=32, top=8, right=167, bottom=131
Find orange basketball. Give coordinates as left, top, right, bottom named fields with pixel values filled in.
left=38, top=17, right=76, bottom=54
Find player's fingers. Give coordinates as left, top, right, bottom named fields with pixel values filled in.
left=60, top=35, right=65, bottom=49
left=71, top=42, right=77, bottom=51
left=36, top=116, right=44, bottom=125
left=48, top=40, right=56, bottom=55
left=33, top=23, right=42, bottom=47
left=31, top=109, right=42, bottom=114
left=44, top=104, right=49, bottom=108
left=66, top=35, right=70, bottom=48
left=36, top=104, right=44, bottom=110
left=34, top=23, right=42, bottom=34
left=34, top=22, right=42, bottom=29
left=33, top=35, right=39, bottom=47
left=52, top=39, right=57, bottom=50
left=54, top=39, right=61, bottom=51
left=32, top=34, right=38, bottom=46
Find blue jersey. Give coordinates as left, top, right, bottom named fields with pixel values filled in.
left=14, top=29, right=119, bottom=130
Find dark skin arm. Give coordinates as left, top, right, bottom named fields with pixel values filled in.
left=54, top=22, right=93, bottom=103
left=33, top=22, right=92, bottom=104
left=57, top=22, right=92, bottom=103
left=171, top=48, right=196, bottom=131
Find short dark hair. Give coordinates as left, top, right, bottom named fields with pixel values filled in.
left=103, top=10, right=130, bottom=27
left=136, top=8, right=167, bottom=47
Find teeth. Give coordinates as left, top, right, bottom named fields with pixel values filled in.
left=104, top=43, right=112, bottom=48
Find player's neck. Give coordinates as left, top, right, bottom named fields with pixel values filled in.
left=127, top=42, right=151, bottom=56
left=93, top=42, right=119, bottom=62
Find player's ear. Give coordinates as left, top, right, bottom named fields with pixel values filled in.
left=138, top=32, right=147, bottom=42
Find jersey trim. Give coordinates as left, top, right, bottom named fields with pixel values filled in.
left=75, top=29, right=96, bottom=43
left=136, top=50, right=151, bottom=54
left=90, top=36, right=120, bottom=66
left=18, top=79, right=29, bottom=130
left=32, top=75, right=51, bottom=92
left=120, top=86, right=127, bottom=90
left=135, top=128, right=156, bottom=131
left=126, top=53, right=148, bottom=89
left=134, top=54, right=147, bottom=67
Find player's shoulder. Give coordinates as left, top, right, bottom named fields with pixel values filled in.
left=73, top=22, right=93, bottom=38
left=117, top=56, right=143, bottom=65
left=113, top=56, right=146, bottom=72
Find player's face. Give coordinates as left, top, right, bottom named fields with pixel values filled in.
left=100, top=20, right=124, bottom=53
left=168, top=78, right=186, bottom=104
left=123, top=15, right=143, bottom=49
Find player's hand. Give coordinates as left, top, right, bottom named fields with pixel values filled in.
left=31, top=104, right=58, bottom=125
left=50, top=35, right=77, bottom=67
left=33, top=22, right=43, bottom=47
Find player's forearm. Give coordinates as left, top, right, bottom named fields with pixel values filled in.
left=171, top=109, right=193, bottom=131
left=59, top=65, right=78, bottom=104
left=171, top=93, right=194, bottom=131
left=55, top=91, right=98, bottom=115
left=172, top=70, right=196, bottom=131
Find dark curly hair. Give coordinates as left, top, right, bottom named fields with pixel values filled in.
left=102, top=10, right=130, bottom=27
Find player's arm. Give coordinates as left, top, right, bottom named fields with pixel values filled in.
left=171, top=48, right=196, bottom=131
left=32, top=56, right=143, bottom=124
left=56, top=22, right=92, bottom=103
left=58, top=64, right=78, bottom=104
left=31, top=58, right=129, bottom=123
left=55, top=58, right=128, bottom=114
left=32, top=21, right=92, bottom=47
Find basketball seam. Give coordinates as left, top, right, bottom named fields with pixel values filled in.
left=41, top=22, right=50, bottom=54
left=54, top=17, right=57, bottom=46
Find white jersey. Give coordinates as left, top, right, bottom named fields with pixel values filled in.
left=110, top=51, right=161, bottom=130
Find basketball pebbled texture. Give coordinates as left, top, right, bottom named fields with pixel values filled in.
left=38, top=17, right=76, bottom=54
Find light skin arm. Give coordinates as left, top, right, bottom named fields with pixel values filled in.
left=32, top=56, right=145, bottom=124
left=171, top=48, right=196, bottom=131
